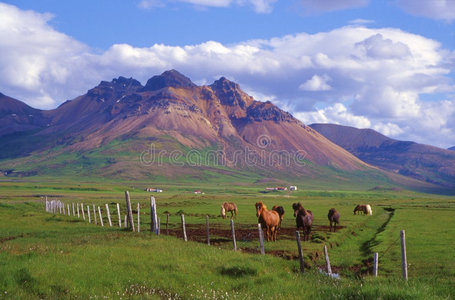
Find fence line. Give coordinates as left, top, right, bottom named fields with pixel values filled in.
left=43, top=197, right=409, bottom=279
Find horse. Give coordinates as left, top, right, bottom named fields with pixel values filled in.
left=354, top=204, right=372, bottom=215
left=255, top=201, right=280, bottom=241
left=327, top=208, right=340, bottom=232
left=220, top=202, right=238, bottom=219
left=272, top=205, right=285, bottom=229
left=366, top=204, right=372, bottom=216
left=292, top=202, right=313, bottom=241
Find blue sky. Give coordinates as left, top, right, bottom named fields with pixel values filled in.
left=1, top=0, right=455, bottom=148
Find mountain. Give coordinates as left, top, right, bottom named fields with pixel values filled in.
left=0, top=93, right=48, bottom=137
left=0, top=70, right=439, bottom=190
left=310, top=123, right=455, bottom=188
left=449, top=146, right=455, bottom=151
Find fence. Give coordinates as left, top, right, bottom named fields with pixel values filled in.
left=44, top=195, right=409, bottom=278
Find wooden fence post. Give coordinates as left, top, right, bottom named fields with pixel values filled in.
left=116, top=203, right=122, bottom=228
left=373, top=252, right=378, bottom=277
left=72, top=203, right=75, bottom=216
left=125, top=191, right=134, bottom=231
left=77, top=203, right=80, bottom=218
left=166, top=213, right=169, bottom=235
left=231, top=219, right=237, bottom=251
left=81, top=202, right=85, bottom=220
left=105, top=204, right=112, bottom=227
left=258, top=223, right=265, bottom=255
left=400, top=230, right=408, bottom=280
left=45, top=197, right=48, bottom=212
left=295, top=231, right=305, bottom=274
left=324, top=245, right=332, bottom=276
left=59, top=201, right=62, bottom=214
left=67, top=204, right=70, bottom=216
left=124, top=215, right=127, bottom=228
left=150, top=196, right=158, bottom=234
left=98, top=206, right=104, bottom=227
left=206, top=215, right=210, bottom=245
left=157, top=217, right=161, bottom=235
left=62, top=202, right=66, bottom=215
left=93, top=204, right=97, bottom=224
left=137, top=203, right=140, bottom=233
left=181, top=214, right=187, bottom=242
left=87, top=205, right=91, bottom=223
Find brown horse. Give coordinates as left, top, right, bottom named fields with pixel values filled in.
left=272, top=205, right=285, bottom=229
left=354, top=204, right=372, bottom=215
left=328, top=208, right=340, bottom=232
left=221, top=202, right=238, bottom=219
left=255, top=201, right=280, bottom=241
left=293, top=202, right=313, bottom=241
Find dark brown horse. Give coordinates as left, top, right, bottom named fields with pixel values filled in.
left=292, top=202, right=313, bottom=241
left=353, top=204, right=372, bottom=215
left=255, top=201, right=280, bottom=241
left=221, top=202, right=238, bottom=219
left=328, top=208, right=340, bottom=232
left=272, top=205, right=285, bottom=229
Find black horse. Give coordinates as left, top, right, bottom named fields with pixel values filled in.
left=272, top=205, right=285, bottom=229
left=292, top=202, right=313, bottom=241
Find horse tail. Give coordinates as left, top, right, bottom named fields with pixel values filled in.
left=220, top=206, right=226, bottom=218
left=366, top=205, right=372, bottom=215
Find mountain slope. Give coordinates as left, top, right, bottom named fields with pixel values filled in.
left=0, top=71, right=439, bottom=191
left=310, top=123, right=455, bottom=188
left=0, top=93, right=49, bottom=137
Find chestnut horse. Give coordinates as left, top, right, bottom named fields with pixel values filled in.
left=327, top=208, right=340, bottom=232
left=293, top=202, right=313, bottom=241
left=221, top=202, right=238, bottom=219
left=272, top=205, right=285, bottom=229
left=255, top=201, right=280, bottom=241
left=354, top=204, right=372, bottom=215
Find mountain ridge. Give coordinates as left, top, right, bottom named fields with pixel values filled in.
left=310, top=123, right=455, bottom=189
left=0, top=70, right=442, bottom=192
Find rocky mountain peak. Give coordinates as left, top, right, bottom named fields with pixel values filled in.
left=142, top=69, right=196, bottom=92
left=246, top=101, right=295, bottom=122
left=210, top=77, right=252, bottom=109
left=111, top=76, right=142, bottom=89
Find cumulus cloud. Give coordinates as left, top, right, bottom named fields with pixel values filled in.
left=299, top=74, right=332, bottom=91
left=395, top=0, right=455, bottom=22
left=295, top=103, right=372, bottom=128
left=138, top=0, right=277, bottom=13
left=0, top=3, right=90, bottom=108
left=1, top=3, right=455, bottom=147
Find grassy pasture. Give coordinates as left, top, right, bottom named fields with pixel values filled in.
left=0, top=179, right=454, bottom=299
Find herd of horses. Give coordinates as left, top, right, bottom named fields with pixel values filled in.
left=220, top=201, right=372, bottom=242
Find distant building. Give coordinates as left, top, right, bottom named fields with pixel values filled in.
left=265, top=187, right=288, bottom=191
left=290, top=186, right=297, bottom=191
left=194, top=190, right=202, bottom=194
left=146, top=188, right=163, bottom=192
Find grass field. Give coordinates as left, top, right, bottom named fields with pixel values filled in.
left=0, top=179, right=454, bottom=299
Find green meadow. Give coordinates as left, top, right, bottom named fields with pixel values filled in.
left=0, top=179, right=454, bottom=299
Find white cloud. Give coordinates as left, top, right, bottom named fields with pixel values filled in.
left=0, top=3, right=89, bottom=108
left=298, top=0, right=368, bottom=14
left=299, top=74, right=332, bottom=91
left=349, top=19, right=375, bottom=25
left=295, top=103, right=372, bottom=129
left=395, top=0, right=455, bottom=22
left=1, top=3, right=455, bottom=147
left=138, top=0, right=277, bottom=13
